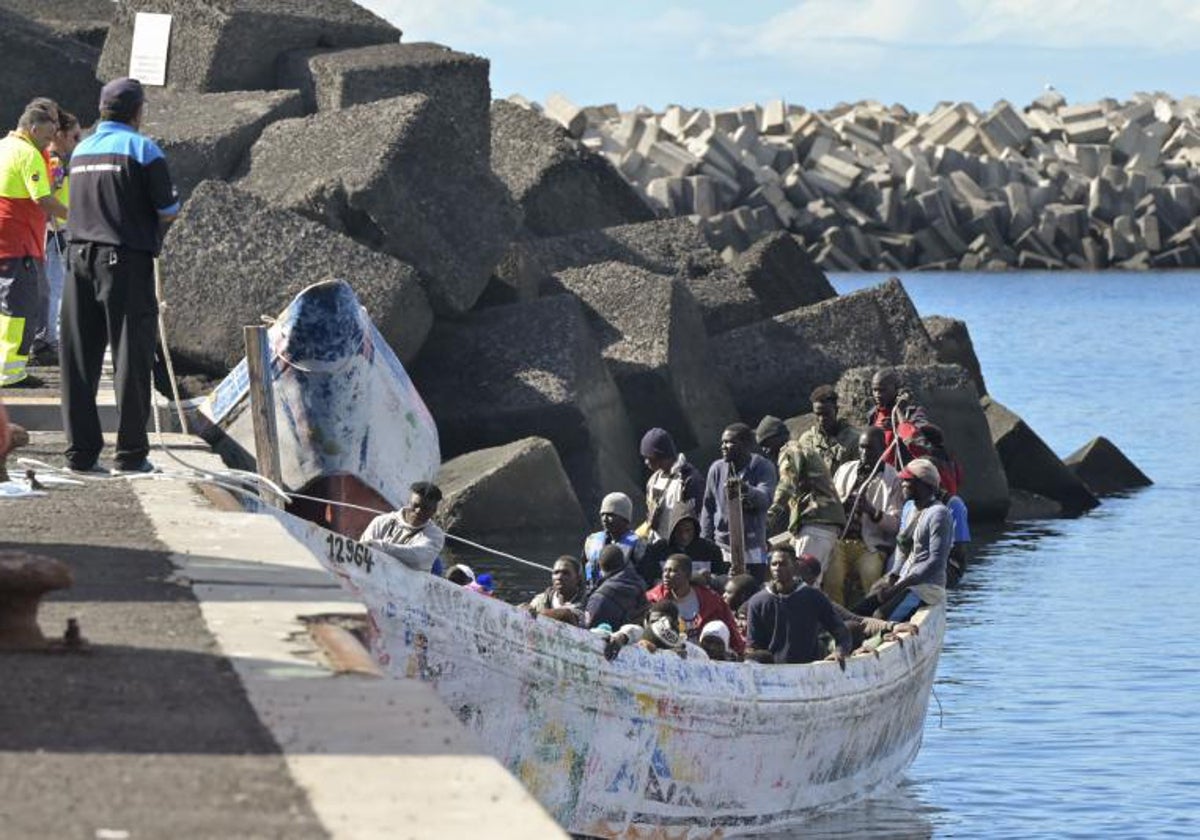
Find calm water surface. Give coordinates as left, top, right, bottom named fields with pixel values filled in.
left=451, top=272, right=1200, bottom=838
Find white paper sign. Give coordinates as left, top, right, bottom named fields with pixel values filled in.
left=128, top=12, right=173, bottom=86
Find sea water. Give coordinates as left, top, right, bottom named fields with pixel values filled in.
left=454, top=271, right=1200, bottom=838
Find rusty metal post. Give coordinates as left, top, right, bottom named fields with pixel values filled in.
left=0, top=551, right=73, bottom=650
left=243, top=325, right=286, bottom=508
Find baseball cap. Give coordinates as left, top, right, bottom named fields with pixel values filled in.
left=99, top=78, right=145, bottom=114
left=796, top=553, right=822, bottom=578
left=898, top=457, right=941, bottom=489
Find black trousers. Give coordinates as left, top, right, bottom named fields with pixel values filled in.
left=60, top=243, right=157, bottom=469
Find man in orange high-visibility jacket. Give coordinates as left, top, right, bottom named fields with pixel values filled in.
left=0, top=104, right=67, bottom=387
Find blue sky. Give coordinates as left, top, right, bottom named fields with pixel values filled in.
left=360, top=0, right=1200, bottom=112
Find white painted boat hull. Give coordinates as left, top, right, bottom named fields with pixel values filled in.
left=196, top=279, right=440, bottom=536
left=272, top=509, right=945, bottom=838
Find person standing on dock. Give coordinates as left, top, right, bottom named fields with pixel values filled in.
left=60, top=78, right=179, bottom=474
left=360, top=481, right=446, bottom=572
left=32, top=109, right=81, bottom=367
left=0, top=104, right=67, bottom=388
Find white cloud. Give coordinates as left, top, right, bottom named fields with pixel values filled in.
left=358, top=0, right=573, bottom=46
left=737, top=0, right=1200, bottom=56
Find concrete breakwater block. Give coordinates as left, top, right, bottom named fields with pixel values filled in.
left=0, top=0, right=113, bottom=47
left=982, top=396, right=1099, bottom=516
left=411, top=294, right=642, bottom=515
left=839, top=365, right=1011, bottom=521
left=0, top=8, right=100, bottom=130
left=573, top=93, right=1200, bottom=271
left=239, top=94, right=518, bottom=315
left=435, top=437, right=588, bottom=537
left=506, top=217, right=765, bottom=333
left=548, top=262, right=737, bottom=455
left=1063, top=436, right=1152, bottom=496
left=98, top=0, right=399, bottom=93
left=923, top=315, right=987, bottom=396
left=143, top=89, right=304, bottom=201
left=729, top=231, right=837, bottom=315
left=279, top=42, right=491, bottom=163
left=713, top=278, right=937, bottom=422
left=491, top=100, right=655, bottom=237
left=161, top=180, right=433, bottom=375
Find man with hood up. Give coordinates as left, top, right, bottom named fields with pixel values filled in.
left=637, top=499, right=725, bottom=582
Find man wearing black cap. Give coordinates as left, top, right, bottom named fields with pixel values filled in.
left=638, top=427, right=704, bottom=541
left=754, top=415, right=789, bottom=465
left=61, top=78, right=179, bottom=474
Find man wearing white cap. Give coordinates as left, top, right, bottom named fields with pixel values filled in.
left=582, top=491, right=646, bottom=586
left=854, top=457, right=953, bottom=622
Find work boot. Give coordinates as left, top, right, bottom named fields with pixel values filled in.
left=29, top=345, right=59, bottom=367
left=1, top=374, right=44, bottom=389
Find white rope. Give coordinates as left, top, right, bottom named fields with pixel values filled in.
left=19, top=268, right=560, bottom=577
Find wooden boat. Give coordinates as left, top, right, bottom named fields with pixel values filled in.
left=270, top=506, right=945, bottom=838
left=194, top=279, right=440, bottom=538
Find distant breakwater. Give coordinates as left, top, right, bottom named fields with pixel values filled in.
left=527, top=91, right=1200, bottom=271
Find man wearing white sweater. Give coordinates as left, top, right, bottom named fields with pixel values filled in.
left=360, top=481, right=446, bottom=572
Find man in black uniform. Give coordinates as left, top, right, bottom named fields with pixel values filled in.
left=62, top=78, right=179, bottom=474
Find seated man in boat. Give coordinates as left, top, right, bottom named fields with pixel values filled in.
left=700, top=424, right=777, bottom=582
left=722, top=573, right=760, bottom=640
left=744, top=551, right=851, bottom=667
left=638, top=427, right=705, bottom=541
left=523, top=555, right=588, bottom=624
left=585, top=545, right=649, bottom=631
left=854, top=458, right=952, bottom=622
left=825, top=427, right=903, bottom=606
left=646, top=554, right=745, bottom=657
left=359, top=481, right=446, bottom=572
left=602, top=600, right=708, bottom=661
left=637, top=500, right=725, bottom=583
left=582, top=492, right=646, bottom=586
left=698, top=620, right=739, bottom=661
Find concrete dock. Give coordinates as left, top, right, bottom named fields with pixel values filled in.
left=0, top=427, right=565, bottom=839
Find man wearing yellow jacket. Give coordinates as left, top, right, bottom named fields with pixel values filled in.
left=0, top=104, right=67, bottom=387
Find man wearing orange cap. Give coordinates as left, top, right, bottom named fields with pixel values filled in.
left=854, top=457, right=953, bottom=622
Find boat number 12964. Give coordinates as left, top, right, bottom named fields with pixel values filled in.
left=325, top=533, right=375, bottom=573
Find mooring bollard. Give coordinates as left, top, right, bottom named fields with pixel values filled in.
left=0, top=551, right=73, bottom=650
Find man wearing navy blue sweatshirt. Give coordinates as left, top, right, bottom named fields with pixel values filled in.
left=745, top=551, right=850, bottom=666
left=62, top=78, right=179, bottom=475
